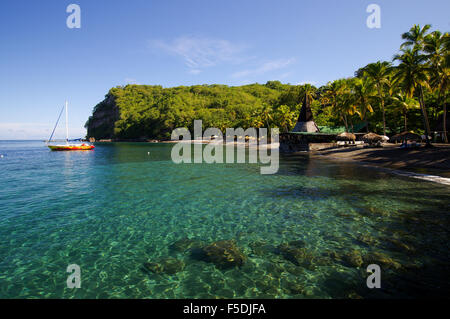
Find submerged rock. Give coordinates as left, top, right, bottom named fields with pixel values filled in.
left=276, top=243, right=325, bottom=268
left=325, top=249, right=363, bottom=268
left=324, top=250, right=342, bottom=261
left=277, top=244, right=308, bottom=266
left=285, top=264, right=305, bottom=276
left=356, top=234, right=379, bottom=246
left=199, top=240, right=246, bottom=269
left=170, top=238, right=204, bottom=252
left=342, top=249, right=364, bottom=268
left=263, top=261, right=285, bottom=278
left=367, top=207, right=390, bottom=217
left=384, top=238, right=416, bottom=254
left=288, top=240, right=306, bottom=248
left=144, top=257, right=185, bottom=275
left=283, top=281, right=305, bottom=295
left=363, top=252, right=402, bottom=270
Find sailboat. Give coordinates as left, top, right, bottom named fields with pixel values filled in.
left=47, top=101, right=95, bottom=151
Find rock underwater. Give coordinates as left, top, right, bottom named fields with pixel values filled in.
left=195, top=240, right=247, bottom=269
left=277, top=241, right=331, bottom=269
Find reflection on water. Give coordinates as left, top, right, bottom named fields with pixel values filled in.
left=0, top=141, right=449, bottom=298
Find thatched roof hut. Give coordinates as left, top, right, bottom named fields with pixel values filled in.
left=336, top=132, right=356, bottom=141
left=363, top=133, right=383, bottom=144
left=390, top=131, right=421, bottom=143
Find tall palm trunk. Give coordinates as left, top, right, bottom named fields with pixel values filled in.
left=404, top=110, right=408, bottom=132
left=342, top=114, right=349, bottom=132
left=418, top=85, right=432, bottom=145
left=378, top=86, right=386, bottom=136
left=444, top=92, right=448, bottom=143
left=362, top=102, right=369, bottom=133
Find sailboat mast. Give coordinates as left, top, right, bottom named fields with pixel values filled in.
left=65, top=101, right=69, bottom=144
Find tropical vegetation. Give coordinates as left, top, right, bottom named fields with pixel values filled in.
left=86, top=25, right=449, bottom=142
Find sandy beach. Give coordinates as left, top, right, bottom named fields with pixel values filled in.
left=311, top=144, right=450, bottom=177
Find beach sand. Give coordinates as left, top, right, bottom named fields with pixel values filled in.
left=311, top=144, right=450, bottom=178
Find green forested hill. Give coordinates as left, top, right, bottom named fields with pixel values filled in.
left=85, top=79, right=443, bottom=140
left=86, top=25, right=449, bottom=142
left=85, top=81, right=323, bottom=140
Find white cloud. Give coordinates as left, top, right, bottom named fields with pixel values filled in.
left=152, top=36, right=297, bottom=80
left=152, top=36, right=247, bottom=72
left=232, top=58, right=296, bottom=78
left=188, top=69, right=202, bottom=75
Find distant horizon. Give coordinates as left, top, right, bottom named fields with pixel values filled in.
left=1, top=0, right=449, bottom=139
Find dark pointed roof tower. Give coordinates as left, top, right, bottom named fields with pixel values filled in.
left=292, top=93, right=320, bottom=132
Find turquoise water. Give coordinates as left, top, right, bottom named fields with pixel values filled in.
left=0, top=140, right=449, bottom=299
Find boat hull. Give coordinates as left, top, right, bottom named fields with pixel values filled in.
left=48, top=144, right=95, bottom=151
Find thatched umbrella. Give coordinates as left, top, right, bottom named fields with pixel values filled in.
left=390, top=131, right=421, bottom=143
left=336, top=132, right=356, bottom=141
left=363, top=133, right=383, bottom=145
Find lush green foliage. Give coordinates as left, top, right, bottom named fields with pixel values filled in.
left=86, top=82, right=311, bottom=139
left=86, top=25, right=449, bottom=141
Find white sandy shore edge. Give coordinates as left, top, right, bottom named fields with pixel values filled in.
left=315, top=153, right=450, bottom=186
left=161, top=140, right=450, bottom=185
left=387, top=169, right=450, bottom=186
left=359, top=163, right=450, bottom=186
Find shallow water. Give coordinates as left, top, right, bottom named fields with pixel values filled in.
left=0, top=141, right=449, bottom=298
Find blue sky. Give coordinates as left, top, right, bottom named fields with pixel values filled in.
left=0, top=0, right=449, bottom=139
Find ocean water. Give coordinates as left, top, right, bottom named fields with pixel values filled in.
left=0, top=140, right=448, bottom=299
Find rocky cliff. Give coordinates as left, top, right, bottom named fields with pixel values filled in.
left=85, top=94, right=120, bottom=139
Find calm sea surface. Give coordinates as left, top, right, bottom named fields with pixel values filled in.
left=0, top=140, right=449, bottom=298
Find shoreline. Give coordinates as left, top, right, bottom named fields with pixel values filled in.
left=93, top=140, right=450, bottom=182
left=309, top=144, right=450, bottom=179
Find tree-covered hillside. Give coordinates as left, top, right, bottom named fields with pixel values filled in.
left=85, top=82, right=323, bottom=140
left=86, top=25, right=449, bottom=142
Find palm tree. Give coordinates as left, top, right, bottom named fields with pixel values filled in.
left=322, top=80, right=346, bottom=107
left=401, top=24, right=432, bottom=51
left=259, top=104, right=274, bottom=128
left=301, top=84, right=316, bottom=107
left=350, top=77, right=376, bottom=132
left=340, top=91, right=358, bottom=133
left=424, top=31, right=449, bottom=143
left=322, top=79, right=347, bottom=130
left=444, top=32, right=450, bottom=68
left=391, top=94, right=420, bottom=132
left=359, top=61, right=392, bottom=136
left=393, top=48, right=432, bottom=145
left=275, top=105, right=296, bottom=132
left=322, top=79, right=359, bottom=132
